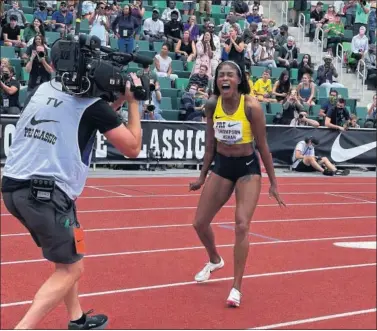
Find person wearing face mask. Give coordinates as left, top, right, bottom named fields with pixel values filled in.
left=318, top=88, right=338, bottom=120
left=364, top=43, right=377, bottom=89
left=325, top=98, right=351, bottom=131
left=274, top=24, right=288, bottom=51
left=142, top=9, right=166, bottom=43
left=33, top=2, right=49, bottom=26
left=291, top=137, right=344, bottom=176
left=0, top=65, right=20, bottom=115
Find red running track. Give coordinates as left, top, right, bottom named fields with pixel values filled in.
left=1, top=176, right=376, bottom=329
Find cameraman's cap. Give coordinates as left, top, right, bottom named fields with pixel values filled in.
left=152, top=8, right=159, bottom=13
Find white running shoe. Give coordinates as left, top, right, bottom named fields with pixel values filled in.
left=226, top=288, right=242, bottom=307
left=194, top=257, right=225, bottom=282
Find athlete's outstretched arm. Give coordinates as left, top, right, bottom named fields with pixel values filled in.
left=245, top=96, right=286, bottom=206
left=189, top=96, right=218, bottom=190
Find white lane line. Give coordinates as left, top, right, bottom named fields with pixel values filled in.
left=1, top=215, right=375, bottom=238
left=86, top=186, right=132, bottom=197
left=326, top=192, right=375, bottom=203
left=1, top=201, right=375, bottom=217
left=1, top=234, right=375, bottom=265
left=248, top=308, right=377, bottom=329
left=1, top=262, right=375, bottom=308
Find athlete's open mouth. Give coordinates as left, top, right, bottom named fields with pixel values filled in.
left=222, top=83, right=230, bottom=91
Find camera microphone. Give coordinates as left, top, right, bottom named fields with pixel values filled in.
left=99, top=46, right=154, bottom=67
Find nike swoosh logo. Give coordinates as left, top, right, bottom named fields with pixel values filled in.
left=30, top=116, right=59, bottom=126
left=246, top=159, right=254, bottom=165
left=228, top=123, right=239, bottom=127
left=215, top=116, right=225, bottom=119
left=331, top=134, right=376, bottom=162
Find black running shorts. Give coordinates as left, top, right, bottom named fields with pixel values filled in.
left=2, top=187, right=83, bottom=264
left=212, top=152, right=262, bottom=182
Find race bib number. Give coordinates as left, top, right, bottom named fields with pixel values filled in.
left=214, top=121, right=243, bottom=145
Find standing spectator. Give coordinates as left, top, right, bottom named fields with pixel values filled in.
left=343, top=0, right=356, bottom=29
left=224, top=27, right=245, bottom=71
left=183, top=0, right=196, bottom=16
left=0, top=65, right=20, bottom=115
left=112, top=4, right=139, bottom=53
left=142, top=9, right=166, bottom=43
left=24, top=33, right=54, bottom=94
left=364, top=44, right=376, bottom=89
left=325, top=98, right=351, bottom=131
left=290, top=0, right=307, bottom=27
left=130, top=0, right=144, bottom=40
left=164, top=9, right=183, bottom=51
left=89, top=2, right=110, bottom=46
left=199, top=0, right=212, bottom=16
left=353, top=0, right=371, bottom=36
left=368, top=2, right=376, bottom=44
left=309, top=1, right=326, bottom=41
left=192, top=32, right=215, bottom=78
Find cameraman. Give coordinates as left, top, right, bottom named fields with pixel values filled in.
left=0, top=65, right=21, bottom=115
left=1, top=42, right=143, bottom=329
left=291, top=137, right=348, bottom=176
left=290, top=111, right=320, bottom=127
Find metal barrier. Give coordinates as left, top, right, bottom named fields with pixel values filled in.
left=313, top=26, right=324, bottom=63
left=335, top=43, right=344, bottom=84
left=297, top=12, right=306, bottom=45
left=281, top=1, right=288, bottom=26
left=356, top=59, right=366, bottom=100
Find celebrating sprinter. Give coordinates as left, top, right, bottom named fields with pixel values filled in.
left=189, top=60, right=285, bottom=307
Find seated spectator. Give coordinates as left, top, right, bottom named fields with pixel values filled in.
left=1, top=58, right=12, bottom=75
left=24, top=33, right=54, bottom=94
left=309, top=1, right=327, bottom=41
left=153, top=43, right=178, bottom=83
left=257, top=37, right=277, bottom=67
left=297, top=53, right=314, bottom=82
left=183, top=15, right=200, bottom=42
left=245, top=71, right=256, bottom=97
left=164, top=9, right=183, bottom=52
left=274, top=24, right=288, bottom=51
left=33, top=1, right=50, bottom=29
left=318, top=88, right=339, bottom=118
left=179, top=84, right=203, bottom=120
left=325, top=97, right=351, bottom=131
left=188, top=65, right=209, bottom=91
left=272, top=70, right=291, bottom=103
left=23, top=18, right=45, bottom=46
left=291, top=137, right=346, bottom=176
left=51, top=1, right=74, bottom=36
left=351, top=26, right=369, bottom=66
left=2, top=14, right=26, bottom=48
left=253, top=69, right=275, bottom=102
left=324, top=4, right=337, bottom=23
left=297, top=73, right=316, bottom=106
left=280, top=88, right=304, bottom=124
left=142, top=9, right=166, bottom=43
left=290, top=111, right=320, bottom=127
left=0, top=65, right=20, bottom=115
left=277, top=36, right=299, bottom=69
left=364, top=43, right=376, bottom=89
left=316, top=54, right=344, bottom=95
left=323, top=13, right=344, bottom=57
left=140, top=100, right=165, bottom=121
left=219, top=15, right=242, bottom=43
left=245, top=36, right=263, bottom=70
left=192, top=32, right=215, bottom=78
left=366, top=94, right=376, bottom=120
left=224, top=27, right=245, bottom=70
left=175, top=30, right=196, bottom=67
left=348, top=114, right=360, bottom=128
left=242, top=22, right=258, bottom=44
left=6, top=1, right=26, bottom=29
left=161, top=1, right=182, bottom=23
left=257, top=22, right=273, bottom=38
left=245, top=4, right=262, bottom=25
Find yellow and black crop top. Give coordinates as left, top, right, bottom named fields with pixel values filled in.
left=212, top=95, right=254, bottom=145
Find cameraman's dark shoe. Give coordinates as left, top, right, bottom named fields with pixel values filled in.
left=68, top=310, right=109, bottom=330
left=323, top=169, right=335, bottom=176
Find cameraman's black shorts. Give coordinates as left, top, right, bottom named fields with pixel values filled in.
left=2, top=187, right=83, bottom=264
left=212, top=152, right=261, bottom=183
left=294, top=161, right=316, bottom=172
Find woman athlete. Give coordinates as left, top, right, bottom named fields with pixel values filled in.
left=189, top=61, right=286, bottom=307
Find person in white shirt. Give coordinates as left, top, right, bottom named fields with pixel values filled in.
left=89, top=2, right=109, bottom=46
left=161, top=1, right=182, bottom=23
left=291, top=137, right=345, bottom=175
left=351, top=26, right=369, bottom=62
left=142, top=9, right=166, bottom=42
